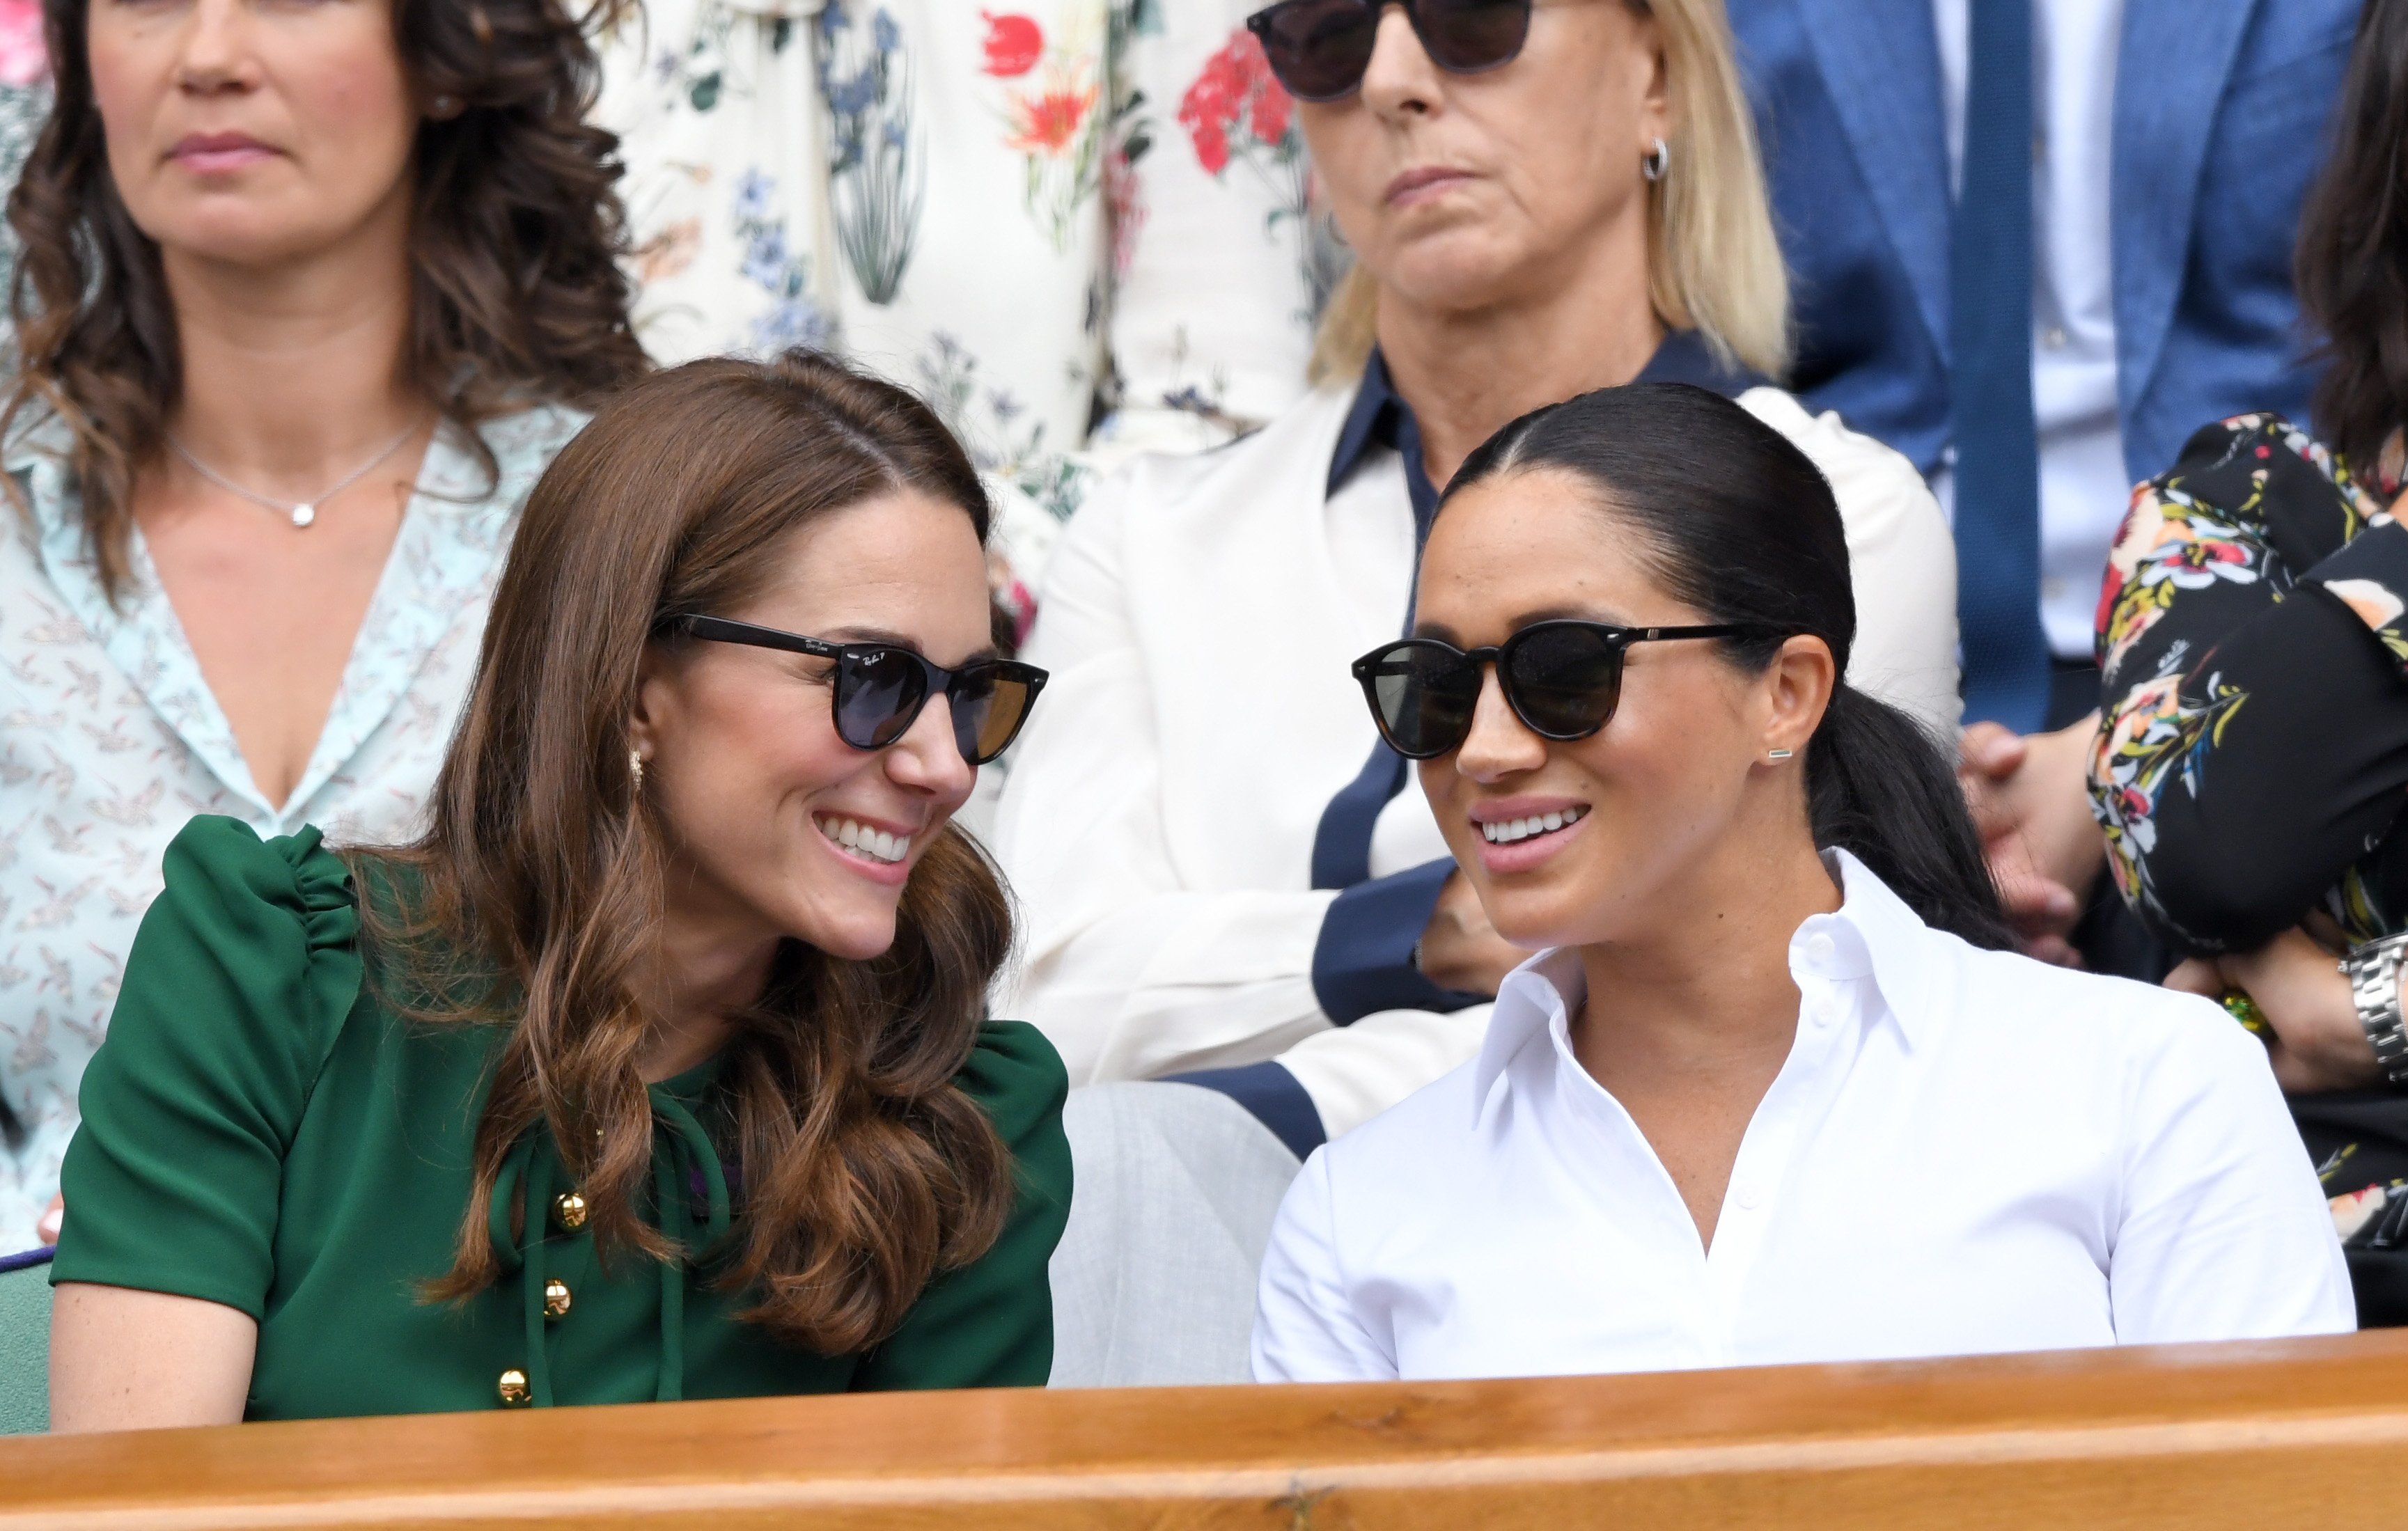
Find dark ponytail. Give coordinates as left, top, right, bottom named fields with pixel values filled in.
left=1443, top=383, right=2012, bottom=950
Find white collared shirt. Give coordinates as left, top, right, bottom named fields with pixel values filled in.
left=1251, top=851, right=2355, bottom=1381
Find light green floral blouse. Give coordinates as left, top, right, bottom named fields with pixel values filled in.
left=0, top=404, right=588, bottom=1253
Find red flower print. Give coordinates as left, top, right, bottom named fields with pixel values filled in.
left=1250, top=74, right=1292, bottom=145
left=980, top=11, right=1043, bottom=78
left=1180, top=31, right=1293, bottom=177
left=0, top=0, right=44, bottom=87
left=1006, top=77, right=1100, bottom=155
left=2093, top=566, right=2125, bottom=632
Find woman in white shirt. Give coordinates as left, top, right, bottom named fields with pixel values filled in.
left=0, top=0, right=644, bottom=1252
left=1252, top=383, right=2353, bottom=1381
left=993, top=0, right=1961, bottom=1155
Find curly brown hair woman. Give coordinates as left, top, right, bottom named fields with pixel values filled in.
left=47, top=351, right=1070, bottom=1427
left=0, top=0, right=648, bottom=1250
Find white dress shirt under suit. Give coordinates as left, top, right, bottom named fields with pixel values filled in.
left=1251, top=851, right=2355, bottom=1382
left=995, top=352, right=1962, bottom=1145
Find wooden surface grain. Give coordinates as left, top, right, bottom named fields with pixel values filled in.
left=4, top=1330, right=2405, bottom=1528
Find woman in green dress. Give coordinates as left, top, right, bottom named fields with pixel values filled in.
left=45, top=352, right=1070, bottom=1427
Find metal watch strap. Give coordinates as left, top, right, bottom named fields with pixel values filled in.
left=2342, top=931, right=2408, bottom=1088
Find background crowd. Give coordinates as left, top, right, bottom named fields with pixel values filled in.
left=2, top=0, right=2405, bottom=1418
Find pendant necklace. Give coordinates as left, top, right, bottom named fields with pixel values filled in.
left=168, top=418, right=425, bottom=528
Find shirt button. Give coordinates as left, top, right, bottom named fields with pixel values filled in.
left=552, top=1191, right=589, bottom=1233
left=2042, top=325, right=2070, bottom=351
left=543, top=1278, right=573, bottom=1321
left=1735, top=1184, right=1764, bottom=1211
left=497, top=1369, right=532, bottom=1408
left=1805, top=933, right=1836, bottom=966
left=1809, top=1000, right=1836, bottom=1028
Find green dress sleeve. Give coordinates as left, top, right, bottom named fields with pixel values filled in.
left=50, top=817, right=362, bottom=1320
left=853, top=1019, right=1071, bottom=1390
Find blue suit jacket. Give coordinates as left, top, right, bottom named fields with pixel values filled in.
left=1730, top=0, right=2358, bottom=487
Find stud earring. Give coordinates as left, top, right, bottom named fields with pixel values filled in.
left=630, top=749, right=646, bottom=791
left=429, top=95, right=462, bottom=119
left=1767, top=748, right=1795, bottom=761
left=1642, top=136, right=1670, bottom=183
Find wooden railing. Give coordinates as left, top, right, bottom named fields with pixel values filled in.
left=4, top=1330, right=2405, bottom=1528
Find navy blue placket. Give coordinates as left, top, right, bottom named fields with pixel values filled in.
left=1310, top=378, right=1438, bottom=892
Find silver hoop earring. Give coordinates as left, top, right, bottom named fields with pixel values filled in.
left=630, top=749, right=646, bottom=792
left=1767, top=748, right=1795, bottom=761
left=1643, top=136, right=1670, bottom=183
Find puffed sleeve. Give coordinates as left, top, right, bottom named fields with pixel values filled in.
left=853, top=1020, right=1071, bottom=1390
left=2090, top=414, right=2408, bottom=952
left=49, top=817, right=361, bottom=1319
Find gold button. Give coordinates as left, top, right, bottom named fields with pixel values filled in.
left=497, top=1368, right=531, bottom=1408
left=552, top=1191, right=588, bottom=1232
left=543, top=1278, right=572, bottom=1320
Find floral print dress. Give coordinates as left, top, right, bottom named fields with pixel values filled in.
left=2091, top=412, right=2408, bottom=1323
left=592, top=0, right=1341, bottom=633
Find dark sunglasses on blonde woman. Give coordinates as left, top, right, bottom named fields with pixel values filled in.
left=1245, top=0, right=1533, bottom=102
left=1352, top=620, right=1765, bottom=759
left=674, top=615, right=1048, bottom=766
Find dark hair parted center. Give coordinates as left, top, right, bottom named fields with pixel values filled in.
left=368, top=352, right=1015, bottom=1355
left=3, top=0, right=649, bottom=598
left=1441, top=384, right=2012, bottom=950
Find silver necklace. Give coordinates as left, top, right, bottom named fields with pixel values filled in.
left=168, top=419, right=424, bottom=528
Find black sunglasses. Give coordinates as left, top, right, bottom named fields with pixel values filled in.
left=1246, top=0, right=1533, bottom=103
left=1352, top=620, right=1762, bottom=760
left=673, top=615, right=1049, bottom=767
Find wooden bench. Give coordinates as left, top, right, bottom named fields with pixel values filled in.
left=4, top=1330, right=2404, bottom=1528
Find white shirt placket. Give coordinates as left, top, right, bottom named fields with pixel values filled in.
left=1701, top=943, right=1863, bottom=1362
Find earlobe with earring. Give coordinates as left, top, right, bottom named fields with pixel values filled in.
left=1767, top=748, right=1795, bottom=761
left=1642, top=136, right=1670, bottom=183
left=630, top=748, right=646, bottom=792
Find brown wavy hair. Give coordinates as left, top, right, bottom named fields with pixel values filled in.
left=2300, top=0, right=2408, bottom=471
left=2, top=0, right=649, bottom=599
left=373, top=352, right=1016, bottom=1354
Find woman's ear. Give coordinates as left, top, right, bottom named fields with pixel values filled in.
left=1632, top=8, right=1673, bottom=147
left=1760, top=634, right=1837, bottom=760
left=628, top=647, right=673, bottom=765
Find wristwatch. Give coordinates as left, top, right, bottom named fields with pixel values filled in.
left=2340, top=931, right=2408, bottom=1088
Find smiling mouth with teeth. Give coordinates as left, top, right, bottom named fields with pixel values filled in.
left=817, top=815, right=913, bottom=865
left=1480, top=806, right=1589, bottom=845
